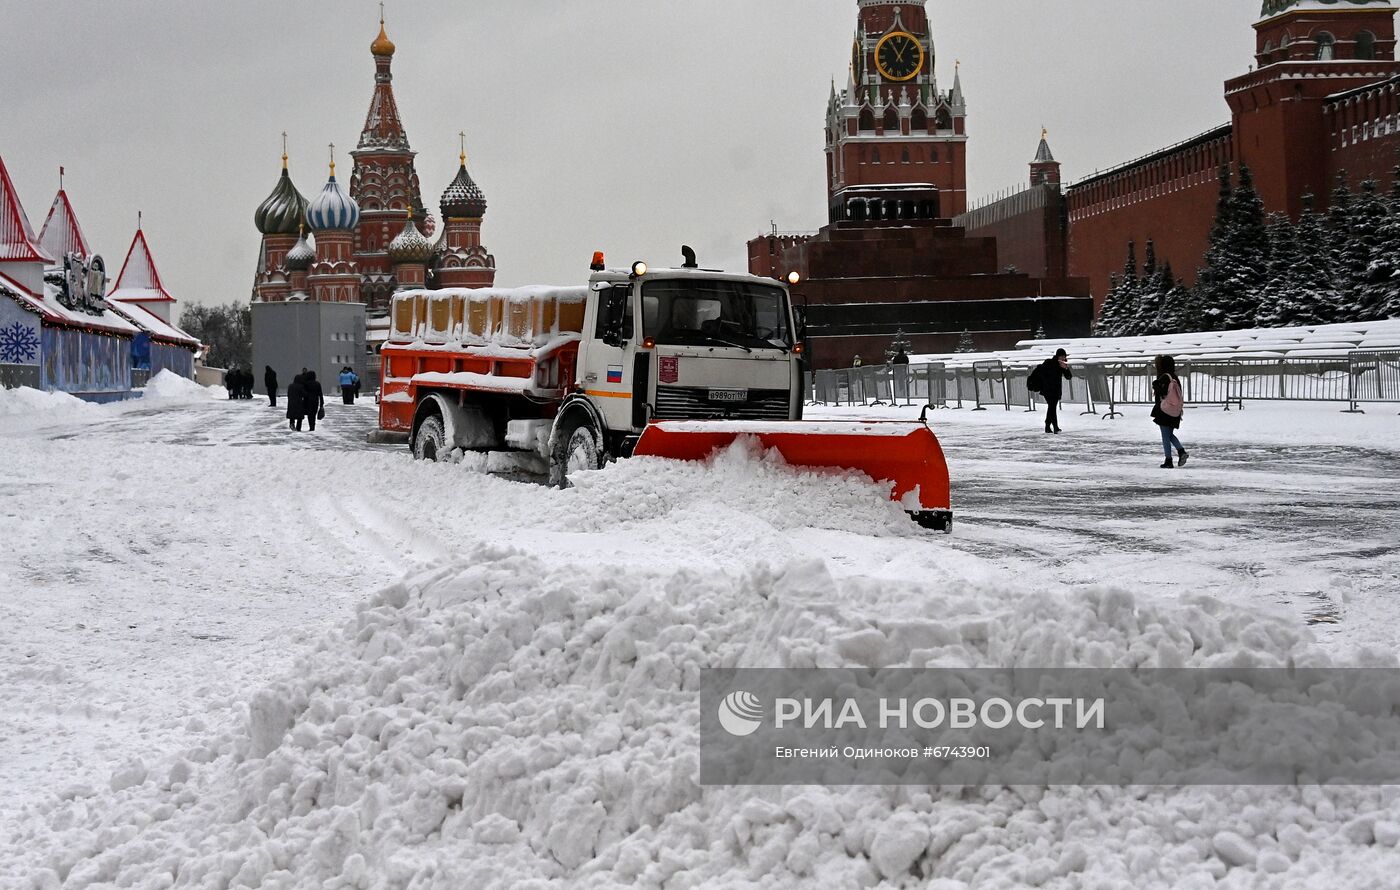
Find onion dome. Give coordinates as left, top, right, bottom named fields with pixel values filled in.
left=306, top=156, right=361, bottom=232
left=254, top=161, right=309, bottom=236
left=387, top=213, right=433, bottom=264
left=284, top=230, right=315, bottom=272
left=371, top=19, right=396, bottom=57
left=440, top=154, right=487, bottom=219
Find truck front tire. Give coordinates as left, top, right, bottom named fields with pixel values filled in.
left=549, top=414, right=605, bottom=488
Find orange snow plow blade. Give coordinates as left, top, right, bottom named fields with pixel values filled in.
left=632, top=420, right=952, bottom=532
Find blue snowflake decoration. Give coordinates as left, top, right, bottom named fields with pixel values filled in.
left=0, top=321, right=41, bottom=364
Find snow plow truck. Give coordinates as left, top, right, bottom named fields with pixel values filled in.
left=377, top=249, right=952, bottom=531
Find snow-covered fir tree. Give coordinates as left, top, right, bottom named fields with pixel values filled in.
left=1344, top=179, right=1388, bottom=319
left=1094, top=242, right=1138, bottom=336
left=1371, top=166, right=1400, bottom=320
left=1192, top=164, right=1239, bottom=332
left=1154, top=270, right=1193, bottom=334
left=1256, top=213, right=1303, bottom=328
left=955, top=329, right=976, bottom=353
left=1280, top=194, right=1343, bottom=326
left=1214, top=165, right=1270, bottom=330
left=1128, top=242, right=1170, bottom=335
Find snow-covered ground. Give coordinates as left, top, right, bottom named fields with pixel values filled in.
left=2, top=379, right=1399, bottom=887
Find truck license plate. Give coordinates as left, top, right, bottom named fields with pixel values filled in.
left=708, top=388, right=748, bottom=402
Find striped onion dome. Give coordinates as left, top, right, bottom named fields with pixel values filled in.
left=440, top=161, right=487, bottom=219
left=254, top=167, right=309, bottom=235
left=284, top=231, right=315, bottom=272
left=387, top=215, right=433, bottom=264
left=306, top=172, right=360, bottom=232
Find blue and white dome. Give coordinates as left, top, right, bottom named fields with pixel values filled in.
left=306, top=172, right=360, bottom=232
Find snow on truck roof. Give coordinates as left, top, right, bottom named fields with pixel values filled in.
left=387, top=285, right=589, bottom=352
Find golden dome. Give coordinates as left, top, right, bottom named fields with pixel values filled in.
left=371, top=21, right=396, bottom=57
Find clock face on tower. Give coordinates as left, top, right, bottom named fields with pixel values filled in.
left=875, top=31, right=924, bottom=82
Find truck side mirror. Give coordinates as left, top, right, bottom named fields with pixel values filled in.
left=601, top=285, right=627, bottom=347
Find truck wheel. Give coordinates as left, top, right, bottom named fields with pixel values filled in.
left=413, top=415, right=448, bottom=462
left=549, top=415, right=604, bottom=488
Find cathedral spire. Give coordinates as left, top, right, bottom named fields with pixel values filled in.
left=359, top=12, right=409, bottom=152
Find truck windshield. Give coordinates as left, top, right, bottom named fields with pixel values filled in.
left=641, top=280, right=792, bottom=350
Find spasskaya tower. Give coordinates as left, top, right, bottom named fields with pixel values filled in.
left=827, top=0, right=968, bottom=221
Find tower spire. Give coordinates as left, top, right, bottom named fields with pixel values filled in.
left=328, top=143, right=336, bottom=177
left=281, top=132, right=289, bottom=170
left=460, top=130, right=467, bottom=167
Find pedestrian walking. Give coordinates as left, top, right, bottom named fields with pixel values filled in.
left=852, top=354, right=863, bottom=368
left=1028, top=348, right=1072, bottom=433
left=1152, top=355, right=1190, bottom=469
left=302, top=371, right=325, bottom=432
left=339, top=366, right=358, bottom=404
left=286, top=372, right=306, bottom=431
left=226, top=367, right=239, bottom=400
left=264, top=366, right=278, bottom=408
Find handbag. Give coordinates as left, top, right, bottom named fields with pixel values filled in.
left=317, top=406, right=326, bottom=420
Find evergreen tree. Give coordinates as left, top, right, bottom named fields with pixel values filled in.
left=1282, top=194, right=1343, bottom=326
left=1193, top=164, right=1238, bottom=331
left=1327, top=172, right=1358, bottom=311
left=1096, top=241, right=1139, bottom=336
left=1154, top=272, right=1193, bottom=334
left=1094, top=273, right=1121, bottom=337
left=1216, top=164, right=1270, bottom=329
left=1349, top=179, right=1390, bottom=319
left=1374, top=164, right=1400, bottom=319
left=1256, top=213, right=1304, bottom=327
left=955, top=329, right=976, bottom=353
left=1129, top=242, right=1169, bottom=335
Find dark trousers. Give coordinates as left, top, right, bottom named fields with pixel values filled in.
left=342, top=385, right=355, bottom=404
left=268, top=388, right=277, bottom=407
left=305, top=412, right=317, bottom=432
left=1045, top=399, right=1060, bottom=432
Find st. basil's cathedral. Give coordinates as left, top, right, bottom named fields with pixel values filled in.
left=250, top=15, right=495, bottom=382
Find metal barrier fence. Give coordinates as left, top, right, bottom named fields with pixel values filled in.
left=814, top=351, right=1400, bottom=414
left=1348, top=350, right=1400, bottom=412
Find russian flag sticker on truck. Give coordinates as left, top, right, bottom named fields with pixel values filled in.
left=607, top=365, right=624, bottom=384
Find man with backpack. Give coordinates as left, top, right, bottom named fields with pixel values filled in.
left=1027, top=349, right=1072, bottom=434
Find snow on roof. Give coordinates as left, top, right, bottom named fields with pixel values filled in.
left=0, top=268, right=139, bottom=337
left=37, top=189, right=90, bottom=263
left=104, top=298, right=199, bottom=348
left=108, top=228, right=176, bottom=304
left=0, top=155, right=54, bottom=265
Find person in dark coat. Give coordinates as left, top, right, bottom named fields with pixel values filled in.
left=891, top=349, right=910, bottom=366
left=302, top=371, right=325, bottom=432
left=1151, top=355, right=1190, bottom=468
left=264, top=366, right=278, bottom=408
left=1030, top=349, right=1072, bottom=434
left=226, top=367, right=239, bottom=400
left=286, top=373, right=306, bottom=431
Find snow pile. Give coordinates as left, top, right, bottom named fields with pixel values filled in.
left=0, top=386, right=96, bottom=418
left=11, top=541, right=1400, bottom=888
left=139, top=370, right=217, bottom=402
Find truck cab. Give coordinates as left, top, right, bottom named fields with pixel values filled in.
left=549, top=262, right=805, bottom=484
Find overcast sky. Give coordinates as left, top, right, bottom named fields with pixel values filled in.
left=1, top=0, right=1261, bottom=308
